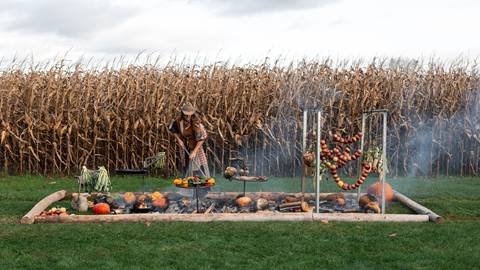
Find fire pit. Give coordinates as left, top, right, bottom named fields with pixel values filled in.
left=21, top=190, right=444, bottom=224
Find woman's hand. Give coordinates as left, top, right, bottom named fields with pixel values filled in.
left=189, top=150, right=197, bottom=160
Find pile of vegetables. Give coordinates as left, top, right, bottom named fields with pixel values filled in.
left=78, top=166, right=111, bottom=192
left=173, top=176, right=215, bottom=188
left=88, top=191, right=169, bottom=214
left=40, top=207, right=68, bottom=216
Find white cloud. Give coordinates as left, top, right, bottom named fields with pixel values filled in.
left=191, top=0, right=337, bottom=16
left=0, top=0, right=478, bottom=65
left=0, top=0, right=137, bottom=38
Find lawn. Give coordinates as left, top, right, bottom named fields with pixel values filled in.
left=1, top=174, right=479, bottom=270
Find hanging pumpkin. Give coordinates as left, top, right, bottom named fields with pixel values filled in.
left=367, top=181, right=394, bottom=202
left=93, top=203, right=111, bottom=214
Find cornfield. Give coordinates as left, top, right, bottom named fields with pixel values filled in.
left=0, top=58, right=479, bottom=177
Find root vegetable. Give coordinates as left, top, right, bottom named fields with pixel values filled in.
left=224, top=167, right=237, bottom=179
left=255, top=198, right=269, bottom=211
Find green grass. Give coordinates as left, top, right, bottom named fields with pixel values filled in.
left=0, top=175, right=171, bottom=223
left=1, top=174, right=480, bottom=269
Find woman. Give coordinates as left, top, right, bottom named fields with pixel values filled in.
left=169, top=102, right=210, bottom=178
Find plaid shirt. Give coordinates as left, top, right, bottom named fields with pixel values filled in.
left=169, top=119, right=209, bottom=172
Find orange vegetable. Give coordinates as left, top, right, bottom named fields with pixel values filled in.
left=151, top=191, right=163, bottom=200
left=367, top=181, right=394, bottom=202
left=123, top=192, right=136, bottom=204
left=152, top=197, right=168, bottom=209
left=173, top=179, right=182, bottom=185
left=207, top=178, right=215, bottom=186
left=236, top=196, right=252, bottom=207
left=92, top=203, right=111, bottom=214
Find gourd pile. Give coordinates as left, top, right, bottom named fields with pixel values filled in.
left=76, top=192, right=169, bottom=215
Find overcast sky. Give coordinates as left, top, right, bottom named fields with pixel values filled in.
left=0, top=0, right=479, bottom=65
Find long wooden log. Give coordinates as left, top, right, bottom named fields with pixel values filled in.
left=313, top=213, right=429, bottom=222
left=278, top=201, right=311, bottom=212
left=393, top=190, right=444, bottom=224
left=33, top=212, right=429, bottom=223
left=21, top=190, right=67, bottom=224
left=35, top=213, right=313, bottom=223
left=278, top=201, right=302, bottom=212
left=205, top=192, right=365, bottom=201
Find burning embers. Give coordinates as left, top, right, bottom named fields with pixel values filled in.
left=73, top=192, right=381, bottom=215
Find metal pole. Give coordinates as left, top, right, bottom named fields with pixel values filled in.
left=195, top=186, right=199, bottom=213
left=357, top=114, right=366, bottom=200
left=301, top=110, right=308, bottom=194
left=381, top=111, right=388, bottom=214
left=315, top=110, right=322, bottom=213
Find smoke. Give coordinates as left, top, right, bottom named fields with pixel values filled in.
left=403, top=87, right=480, bottom=177
left=206, top=71, right=480, bottom=182
left=406, top=121, right=435, bottom=177
left=214, top=80, right=342, bottom=193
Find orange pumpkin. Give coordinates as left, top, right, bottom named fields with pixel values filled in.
left=367, top=181, right=394, bottom=202
left=123, top=192, right=136, bottom=204
left=152, top=197, right=168, bottom=209
left=93, top=203, right=111, bottom=214
left=151, top=191, right=163, bottom=200
left=236, top=196, right=252, bottom=207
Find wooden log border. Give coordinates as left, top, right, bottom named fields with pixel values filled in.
left=21, top=190, right=67, bottom=224
left=23, top=190, right=438, bottom=224
left=393, top=190, right=444, bottom=224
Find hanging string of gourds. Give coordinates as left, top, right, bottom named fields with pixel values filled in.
left=319, top=132, right=372, bottom=190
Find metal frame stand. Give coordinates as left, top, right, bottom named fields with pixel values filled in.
left=357, top=109, right=388, bottom=214
left=195, top=185, right=200, bottom=212
left=301, top=108, right=322, bottom=214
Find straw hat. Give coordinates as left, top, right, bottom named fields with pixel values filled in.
left=181, top=102, right=196, bottom=115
